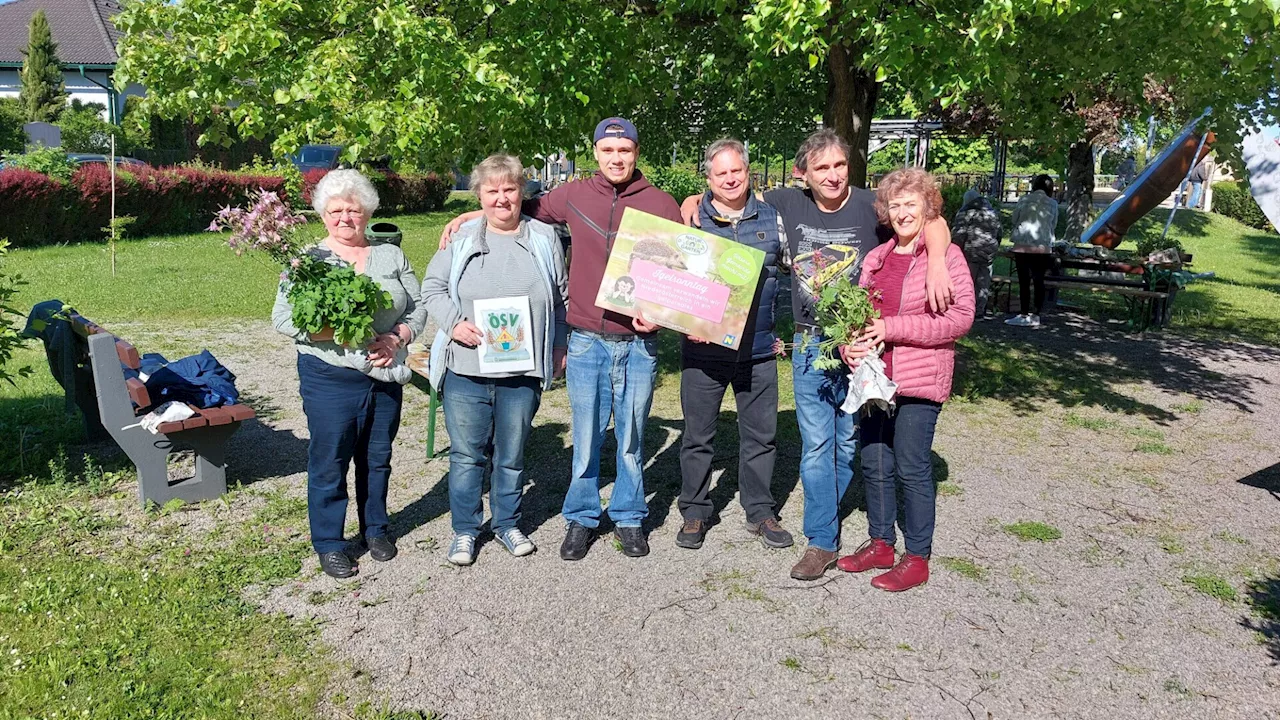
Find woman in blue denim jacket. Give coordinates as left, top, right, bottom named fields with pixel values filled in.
left=420, top=154, right=569, bottom=566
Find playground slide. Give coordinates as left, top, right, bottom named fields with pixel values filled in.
left=1082, top=111, right=1214, bottom=249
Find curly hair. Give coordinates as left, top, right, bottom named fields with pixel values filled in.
left=873, top=168, right=943, bottom=226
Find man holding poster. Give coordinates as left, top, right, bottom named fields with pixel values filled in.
left=668, top=138, right=794, bottom=551
left=440, top=118, right=683, bottom=561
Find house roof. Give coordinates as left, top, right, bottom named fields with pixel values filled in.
left=0, top=0, right=124, bottom=66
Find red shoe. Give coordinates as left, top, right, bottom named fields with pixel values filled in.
left=835, top=538, right=895, bottom=573
left=871, top=554, right=929, bottom=592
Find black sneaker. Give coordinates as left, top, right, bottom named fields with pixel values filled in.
left=676, top=518, right=710, bottom=550
left=560, top=522, right=595, bottom=561
left=745, top=517, right=795, bottom=548
left=367, top=535, right=398, bottom=562
left=318, top=551, right=358, bottom=578
left=615, top=526, right=650, bottom=557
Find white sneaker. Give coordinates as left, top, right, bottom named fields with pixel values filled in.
left=1028, top=314, right=1041, bottom=327
left=1004, top=314, right=1033, bottom=327
left=447, top=534, right=476, bottom=566
left=496, top=527, right=536, bottom=557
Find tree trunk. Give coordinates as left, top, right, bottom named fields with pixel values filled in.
left=1064, top=140, right=1094, bottom=242
left=824, top=44, right=879, bottom=188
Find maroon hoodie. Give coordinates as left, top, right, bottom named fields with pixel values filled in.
left=525, top=170, right=683, bottom=336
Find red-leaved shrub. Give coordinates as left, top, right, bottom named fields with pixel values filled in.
left=3, top=164, right=450, bottom=247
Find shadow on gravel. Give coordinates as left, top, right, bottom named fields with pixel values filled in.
left=1239, top=461, right=1280, bottom=502
left=225, top=399, right=310, bottom=488
left=954, top=314, right=1280, bottom=420
left=1243, top=574, right=1280, bottom=664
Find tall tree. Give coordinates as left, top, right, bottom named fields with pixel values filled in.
left=19, top=10, right=67, bottom=124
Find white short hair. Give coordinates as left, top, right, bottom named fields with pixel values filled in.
left=312, top=169, right=380, bottom=215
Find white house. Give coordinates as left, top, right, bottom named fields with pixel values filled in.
left=0, top=0, right=144, bottom=123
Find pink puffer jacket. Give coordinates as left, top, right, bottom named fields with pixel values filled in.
left=859, top=239, right=975, bottom=403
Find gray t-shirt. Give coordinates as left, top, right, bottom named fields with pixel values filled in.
left=426, top=228, right=552, bottom=380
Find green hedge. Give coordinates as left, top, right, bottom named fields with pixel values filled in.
left=646, top=165, right=705, bottom=202
left=1212, top=181, right=1274, bottom=233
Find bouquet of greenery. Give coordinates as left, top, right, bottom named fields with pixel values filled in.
left=796, top=256, right=880, bottom=371
left=210, top=189, right=392, bottom=347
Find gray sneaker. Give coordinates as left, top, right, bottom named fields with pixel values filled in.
left=446, top=534, right=476, bottom=566
left=745, top=517, right=794, bottom=548
left=496, top=527, right=536, bottom=557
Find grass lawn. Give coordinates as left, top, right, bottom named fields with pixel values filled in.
left=0, top=196, right=1276, bottom=719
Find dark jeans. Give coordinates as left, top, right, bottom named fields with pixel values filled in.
left=678, top=356, right=778, bottom=524
left=861, top=397, right=942, bottom=558
left=441, top=369, right=542, bottom=537
left=1015, top=253, right=1054, bottom=314
left=297, top=353, right=403, bottom=554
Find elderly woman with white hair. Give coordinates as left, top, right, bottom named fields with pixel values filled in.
left=421, top=153, right=568, bottom=567
left=272, top=169, right=426, bottom=579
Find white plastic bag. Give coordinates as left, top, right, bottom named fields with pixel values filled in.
left=840, top=350, right=898, bottom=415
left=138, top=401, right=196, bottom=434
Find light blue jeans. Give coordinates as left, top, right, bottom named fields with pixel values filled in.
left=791, top=332, right=858, bottom=552
left=441, top=370, right=541, bottom=537
left=562, top=330, right=658, bottom=529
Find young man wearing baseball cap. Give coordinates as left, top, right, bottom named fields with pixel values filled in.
left=440, top=117, right=683, bottom=561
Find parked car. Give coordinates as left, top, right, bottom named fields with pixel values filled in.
left=67, top=154, right=147, bottom=167
left=289, top=144, right=343, bottom=172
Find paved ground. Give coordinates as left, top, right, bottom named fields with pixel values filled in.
left=142, top=315, right=1280, bottom=719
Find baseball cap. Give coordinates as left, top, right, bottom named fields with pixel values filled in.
left=593, top=117, right=639, bottom=146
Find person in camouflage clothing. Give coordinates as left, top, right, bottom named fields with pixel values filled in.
left=951, top=189, right=1003, bottom=318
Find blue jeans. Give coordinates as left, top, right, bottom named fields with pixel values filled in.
left=562, top=330, right=658, bottom=529
left=1188, top=181, right=1205, bottom=209
left=297, top=353, right=402, bottom=554
left=792, top=333, right=857, bottom=552
left=441, top=370, right=542, bottom=537
left=860, top=398, right=942, bottom=557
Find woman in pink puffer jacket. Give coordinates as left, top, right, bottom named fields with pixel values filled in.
left=836, top=168, right=975, bottom=592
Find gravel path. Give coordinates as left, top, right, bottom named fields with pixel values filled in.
left=155, top=317, right=1280, bottom=719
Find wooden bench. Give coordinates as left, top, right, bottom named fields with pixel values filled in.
left=57, top=311, right=255, bottom=507
left=991, top=276, right=1170, bottom=330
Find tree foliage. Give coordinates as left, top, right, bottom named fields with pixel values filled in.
left=19, top=10, right=67, bottom=124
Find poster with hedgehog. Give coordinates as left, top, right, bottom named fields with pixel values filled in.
left=474, top=296, right=536, bottom=375
left=595, top=208, right=765, bottom=350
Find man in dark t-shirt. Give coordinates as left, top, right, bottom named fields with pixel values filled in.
left=681, top=129, right=953, bottom=581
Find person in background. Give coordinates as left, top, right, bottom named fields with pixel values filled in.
left=439, top=117, right=684, bottom=561
left=421, top=153, right=568, bottom=566
left=273, top=169, right=426, bottom=579
left=837, top=168, right=974, bottom=592
left=1183, top=155, right=1215, bottom=209
left=675, top=138, right=794, bottom=551
left=951, top=189, right=1002, bottom=320
left=1005, top=174, right=1058, bottom=328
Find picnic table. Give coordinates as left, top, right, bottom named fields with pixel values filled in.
left=992, top=245, right=1213, bottom=330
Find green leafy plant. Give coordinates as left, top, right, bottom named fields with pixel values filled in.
left=1136, top=233, right=1185, bottom=259
left=646, top=165, right=705, bottom=200
left=798, top=269, right=879, bottom=371
left=1003, top=521, right=1063, bottom=542
left=209, top=189, right=391, bottom=346
left=0, top=239, right=33, bottom=386
left=102, top=215, right=137, bottom=277
left=3, top=145, right=76, bottom=182
left=1182, top=573, right=1236, bottom=603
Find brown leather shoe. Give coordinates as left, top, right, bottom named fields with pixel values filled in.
left=676, top=518, right=710, bottom=549
left=790, top=547, right=838, bottom=581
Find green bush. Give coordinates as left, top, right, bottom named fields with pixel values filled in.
left=0, top=98, right=24, bottom=154
left=940, top=183, right=968, bottom=220
left=647, top=165, right=705, bottom=202
left=0, top=239, right=33, bottom=386
left=57, top=100, right=126, bottom=155
left=2, top=146, right=76, bottom=182
left=1211, top=181, right=1274, bottom=233
left=239, top=156, right=306, bottom=208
